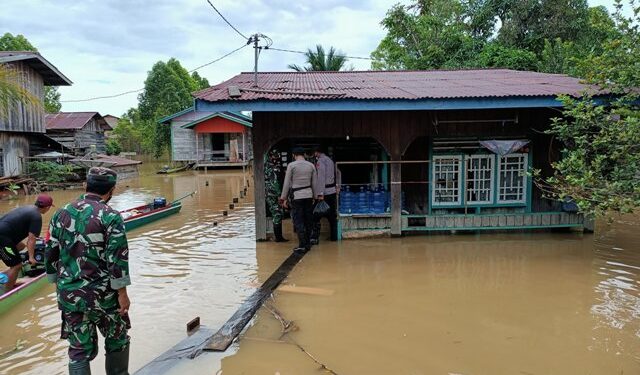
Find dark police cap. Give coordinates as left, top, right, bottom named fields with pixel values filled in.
left=87, top=167, right=118, bottom=184
left=292, top=147, right=305, bottom=155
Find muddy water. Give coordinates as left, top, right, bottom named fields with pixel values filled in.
left=1, top=165, right=639, bottom=375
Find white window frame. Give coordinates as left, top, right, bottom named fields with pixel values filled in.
left=465, top=154, right=494, bottom=204
left=431, top=155, right=463, bottom=206
left=497, top=153, right=528, bottom=204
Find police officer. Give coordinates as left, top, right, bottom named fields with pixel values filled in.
left=46, top=167, right=131, bottom=375
left=265, top=149, right=288, bottom=242
left=311, top=146, right=339, bottom=243
left=0, top=194, right=54, bottom=290
left=279, top=147, right=317, bottom=253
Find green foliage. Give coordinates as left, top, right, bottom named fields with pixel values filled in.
left=473, top=42, right=538, bottom=71
left=0, top=33, right=62, bottom=112
left=288, top=45, right=352, bottom=72
left=105, top=138, right=122, bottom=156
left=27, top=161, right=74, bottom=183
left=137, top=58, right=205, bottom=158
left=545, top=0, right=640, bottom=217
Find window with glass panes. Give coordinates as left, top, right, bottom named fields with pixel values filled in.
left=465, top=155, right=494, bottom=204
left=432, top=155, right=462, bottom=205
left=497, top=154, right=528, bottom=203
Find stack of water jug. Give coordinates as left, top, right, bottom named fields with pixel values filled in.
left=339, top=184, right=389, bottom=214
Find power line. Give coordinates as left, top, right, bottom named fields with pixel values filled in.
left=61, top=44, right=249, bottom=103
left=266, top=47, right=374, bottom=61
left=205, top=0, right=249, bottom=40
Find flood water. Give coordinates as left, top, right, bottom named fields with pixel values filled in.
left=1, top=163, right=639, bottom=375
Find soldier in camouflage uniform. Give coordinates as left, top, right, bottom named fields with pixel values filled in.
left=265, top=149, right=288, bottom=242
left=46, top=167, right=131, bottom=375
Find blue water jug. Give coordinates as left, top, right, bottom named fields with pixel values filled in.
left=340, top=186, right=353, bottom=214
left=356, top=187, right=369, bottom=214
left=0, top=273, right=8, bottom=285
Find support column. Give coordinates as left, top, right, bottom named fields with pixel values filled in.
left=253, top=141, right=268, bottom=241
left=390, top=155, right=402, bottom=237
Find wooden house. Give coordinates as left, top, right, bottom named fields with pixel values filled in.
left=0, top=51, right=72, bottom=177
left=160, top=107, right=252, bottom=168
left=45, top=112, right=112, bottom=155
left=103, top=114, right=119, bottom=138
left=192, top=69, right=603, bottom=240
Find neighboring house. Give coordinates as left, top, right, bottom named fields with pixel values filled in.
left=45, top=112, right=112, bottom=155
left=159, top=107, right=252, bottom=168
left=0, top=51, right=72, bottom=177
left=193, top=69, right=605, bottom=240
left=103, top=114, right=119, bottom=139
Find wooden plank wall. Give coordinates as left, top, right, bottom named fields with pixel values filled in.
left=0, top=62, right=45, bottom=133
left=171, top=120, right=197, bottom=161
left=0, top=133, right=29, bottom=176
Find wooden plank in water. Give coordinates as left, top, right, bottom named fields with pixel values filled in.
left=134, top=251, right=305, bottom=374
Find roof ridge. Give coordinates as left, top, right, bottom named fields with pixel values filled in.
left=235, top=68, right=546, bottom=75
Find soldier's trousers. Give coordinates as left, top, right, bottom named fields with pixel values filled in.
left=266, top=194, right=283, bottom=225
left=61, top=310, right=131, bottom=363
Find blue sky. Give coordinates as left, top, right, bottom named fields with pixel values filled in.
left=0, top=0, right=626, bottom=116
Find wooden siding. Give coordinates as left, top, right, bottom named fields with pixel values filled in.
left=46, top=119, right=107, bottom=154
left=0, top=133, right=29, bottom=176
left=171, top=120, right=197, bottom=161
left=0, top=62, right=45, bottom=133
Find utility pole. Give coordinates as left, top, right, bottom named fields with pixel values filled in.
left=251, top=33, right=260, bottom=87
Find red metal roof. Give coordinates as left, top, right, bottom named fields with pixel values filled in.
left=95, top=154, right=142, bottom=167
left=45, top=112, right=111, bottom=131
left=194, top=69, right=600, bottom=102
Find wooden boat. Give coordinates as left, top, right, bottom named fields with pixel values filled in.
left=157, top=162, right=194, bottom=174
left=122, top=201, right=182, bottom=231
left=0, top=273, right=48, bottom=315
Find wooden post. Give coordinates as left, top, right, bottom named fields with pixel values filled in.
left=390, top=156, right=402, bottom=237
left=195, top=132, right=199, bottom=169
left=253, top=136, right=267, bottom=241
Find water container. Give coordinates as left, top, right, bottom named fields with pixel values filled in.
left=0, top=273, right=8, bottom=285
left=371, top=186, right=385, bottom=214
left=356, top=186, right=369, bottom=214
left=153, top=197, right=167, bottom=209
left=339, top=186, right=353, bottom=214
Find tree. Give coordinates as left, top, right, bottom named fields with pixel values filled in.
left=0, top=33, right=62, bottom=113
left=0, top=64, right=40, bottom=120
left=473, top=42, right=538, bottom=71
left=288, top=45, right=352, bottom=71
left=137, top=58, right=209, bottom=157
left=543, top=0, right=640, bottom=217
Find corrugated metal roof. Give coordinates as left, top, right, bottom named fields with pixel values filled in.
left=159, top=108, right=252, bottom=125
left=194, top=69, right=600, bottom=102
left=0, top=51, right=72, bottom=86
left=45, top=112, right=110, bottom=130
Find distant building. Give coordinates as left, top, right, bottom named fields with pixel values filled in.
left=45, top=112, right=112, bottom=155
left=159, top=107, right=252, bottom=168
left=103, top=114, right=119, bottom=138
left=0, top=51, right=72, bottom=177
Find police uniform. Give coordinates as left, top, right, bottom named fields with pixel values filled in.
left=45, top=167, right=130, bottom=374
left=312, top=152, right=338, bottom=242
left=264, top=149, right=287, bottom=242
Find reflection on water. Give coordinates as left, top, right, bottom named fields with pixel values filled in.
left=1, top=163, right=639, bottom=374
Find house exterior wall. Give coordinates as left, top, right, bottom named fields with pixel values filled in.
left=47, top=119, right=107, bottom=155
left=170, top=120, right=197, bottom=161
left=193, top=117, right=248, bottom=133
left=0, top=132, right=30, bottom=177
left=0, top=61, right=45, bottom=134
left=169, top=119, right=253, bottom=162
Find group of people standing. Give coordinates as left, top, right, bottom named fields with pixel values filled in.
left=265, top=146, right=338, bottom=253
left=1, top=167, right=131, bottom=375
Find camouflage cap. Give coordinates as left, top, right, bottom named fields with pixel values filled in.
left=87, top=167, right=118, bottom=184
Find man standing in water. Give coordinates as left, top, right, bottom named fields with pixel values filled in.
left=0, top=194, right=54, bottom=290
left=279, top=147, right=317, bottom=253
left=46, top=167, right=131, bottom=375
left=265, top=148, right=288, bottom=242
left=311, top=146, right=338, bottom=244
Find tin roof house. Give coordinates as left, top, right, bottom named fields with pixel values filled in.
left=45, top=112, right=112, bottom=155
left=0, top=51, right=72, bottom=177
left=192, top=69, right=602, bottom=240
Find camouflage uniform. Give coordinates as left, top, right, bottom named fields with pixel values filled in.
left=265, top=149, right=284, bottom=225
left=45, top=174, right=131, bottom=363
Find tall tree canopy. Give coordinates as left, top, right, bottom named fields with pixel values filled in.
left=288, top=45, right=352, bottom=71
left=0, top=32, right=62, bottom=112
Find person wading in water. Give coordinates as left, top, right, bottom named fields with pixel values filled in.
left=0, top=194, right=54, bottom=291
left=46, top=167, right=131, bottom=375
left=279, top=147, right=317, bottom=253
left=311, top=146, right=339, bottom=244
left=265, top=148, right=288, bottom=242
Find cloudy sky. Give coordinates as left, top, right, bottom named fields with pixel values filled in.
left=0, top=0, right=621, bottom=116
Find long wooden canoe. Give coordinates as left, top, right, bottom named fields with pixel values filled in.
left=0, top=273, right=48, bottom=315
left=157, top=162, right=194, bottom=174
left=122, top=201, right=182, bottom=231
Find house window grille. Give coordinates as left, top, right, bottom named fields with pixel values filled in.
left=466, top=155, right=494, bottom=204
left=498, top=153, right=528, bottom=203
left=432, top=155, right=462, bottom=205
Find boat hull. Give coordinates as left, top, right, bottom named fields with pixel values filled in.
left=124, top=202, right=182, bottom=231
left=0, top=273, right=48, bottom=315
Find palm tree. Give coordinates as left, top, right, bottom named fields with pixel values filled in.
left=288, top=45, right=353, bottom=71
left=0, top=64, right=40, bottom=120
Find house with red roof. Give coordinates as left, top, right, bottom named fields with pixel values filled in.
left=0, top=51, right=72, bottom=177
left=45, top=112, right=112, bottom=155
left=192, top=69, right=603, bottom=239
left=159, top=107, right=252, bottom=168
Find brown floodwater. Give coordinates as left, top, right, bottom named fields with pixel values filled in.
left=1, top=164, right=639, bottom=375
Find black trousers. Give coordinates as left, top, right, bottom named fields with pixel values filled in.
left=312, top=193, right=338, bottom=241
left=291, top=198, right=314, bottom=249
